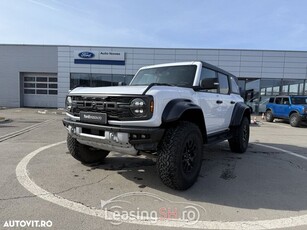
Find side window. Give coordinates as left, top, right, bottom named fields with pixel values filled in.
left=218, top=72, right=229, bottom=94
left=200, top=67, right=216, bottom=80
left=269, top=97, right=274, bottom=103
left=230, top=76, right=240, bottom=94
left=275, top=97, right=282, bottom=104
left=200, top=67, right=218, bottom=93
left=282, top=97, right=290, bottom=105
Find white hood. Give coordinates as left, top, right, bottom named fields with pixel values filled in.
left=69, top=86, right=148, bottom=95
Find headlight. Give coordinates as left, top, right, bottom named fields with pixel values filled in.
left=130, top=98, right=147, bottom=116
left=66, top=96, right=72, bottom=111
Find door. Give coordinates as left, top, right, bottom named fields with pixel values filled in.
left=216, top=72, right=235, bottom=130
left=197, top=67, right=224, bottom=134
left=22, top=73, right=58, bottom=108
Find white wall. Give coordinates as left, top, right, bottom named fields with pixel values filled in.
left=0, top=45, right=57, bottom=107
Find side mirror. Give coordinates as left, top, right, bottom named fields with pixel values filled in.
left=200, top=78, right=219, bottom=90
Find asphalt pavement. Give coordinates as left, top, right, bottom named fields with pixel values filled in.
left=0, top=109, right=307, bottom=230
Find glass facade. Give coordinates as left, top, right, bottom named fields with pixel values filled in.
left=240, top=78, right=307, bottom=114
left=70, top=73, right=134, bottom=89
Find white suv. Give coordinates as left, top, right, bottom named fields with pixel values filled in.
left=63, top=61, right=250, bottom=190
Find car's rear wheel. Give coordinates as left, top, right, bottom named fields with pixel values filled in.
left=289, top=113, right=301, bottom=127
left=228, top=116, right=250, bottom=153
left=67, top=134, right=109, bottom=164
left=266, top=110, right=274, bottom=122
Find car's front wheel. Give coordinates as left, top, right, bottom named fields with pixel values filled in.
left=67, top=134, right=109, bottom=164
left=266, top=110, right=274, bottom=122
left=157, top=121, right=203, bottom=190
left=289, top=113, right=301, bottom=127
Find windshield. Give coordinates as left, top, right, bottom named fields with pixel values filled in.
left=291, top=96, right=307, bottom=104
left=130, top=65, right=196, bottom=87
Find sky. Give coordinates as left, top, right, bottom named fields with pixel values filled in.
left=0, top=0, right=307, bottom=50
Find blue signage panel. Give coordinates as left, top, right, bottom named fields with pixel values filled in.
left=74, top=51, right=125, bottom=65
left=74, top=59, right=125, bottom=65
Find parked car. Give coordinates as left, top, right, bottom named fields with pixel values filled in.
left=63, top=61, right=251, bottom=190
left=265, top=95, right=307, bottom=127
left=246, top=97, right=269, bottom=114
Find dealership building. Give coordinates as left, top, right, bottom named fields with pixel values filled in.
left=1, top=44, right=307, bottom=112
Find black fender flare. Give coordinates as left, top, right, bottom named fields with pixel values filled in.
left=230, top=102, right=251, bottom=127
left=162, top=99, right=203, bottom=123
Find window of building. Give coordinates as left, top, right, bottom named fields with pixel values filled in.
left=272, top=86, right=280, bottom=95
left=70, top=73, right=134, bottom=89
left=24, top=89, right=35, bottom=94
left=282, top=79, right=304, bottom=95
left=91, top=74, right=112, bottom=87
left=289, top=84, right=299, bottom=95
left=36, top=89, right=47, bottom=94
left=260, top=79, right=281, bottom=96
left=48, top=77, right=57, bottom=82
left=23, top=74, right=58, bottom=95
left=299, top=83, right=304, bottom=95
left=282, top=85, right=289, bottom=95
left=36, top=77, right=47, bottom=82
left=70, top=73, right=90, bottom=89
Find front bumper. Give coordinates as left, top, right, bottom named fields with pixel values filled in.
left=63, top=118, right=165, bottom=154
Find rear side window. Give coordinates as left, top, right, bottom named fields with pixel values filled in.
left=230, top=76, right=240, bottom=94
left=282, top=97, right=290, bottom=105
left=218, top=72, right=229, bottom=94
left=275, top=98, right=282, bottom=104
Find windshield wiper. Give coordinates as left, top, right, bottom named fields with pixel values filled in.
left=142, top=83, right=175, bottom=95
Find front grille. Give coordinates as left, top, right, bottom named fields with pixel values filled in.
left=71, top=96, right=134, bottom=120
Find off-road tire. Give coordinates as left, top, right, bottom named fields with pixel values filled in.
left=157, top=121, right=203, bottom=190
left=67, top=134, right=109, bottom=164
left=228, top=116, right=250, bottom=153
left=266, top=110, right=274, bottom=122
left=289, top=113, right=301, bottom=127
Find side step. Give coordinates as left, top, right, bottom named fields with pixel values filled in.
left=206, top=130, right=232, bottom=145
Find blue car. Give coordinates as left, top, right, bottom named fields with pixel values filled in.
left=265, top=95, right=307, bottom=127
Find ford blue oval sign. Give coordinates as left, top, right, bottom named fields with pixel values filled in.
left=78, top=51, right=95, bottom=58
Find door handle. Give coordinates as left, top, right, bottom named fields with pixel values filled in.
left=230, top=101, right=235, bottom=104
left=216, top=100, right=223, bottom=104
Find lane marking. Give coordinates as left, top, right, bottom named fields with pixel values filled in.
left=0, top=119, right=54, bottom=142
left=253, top=143, right=307, bottom=160
left=16, top=141, right=307, bottom=229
